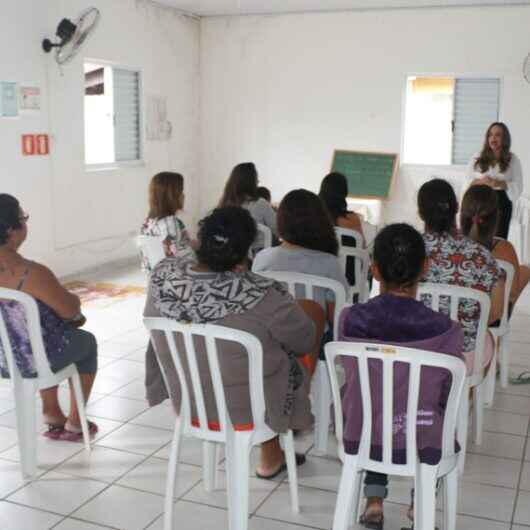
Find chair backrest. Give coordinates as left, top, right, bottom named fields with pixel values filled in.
left=495, top=259, right=515, bottom=330
left=257, top=223, right=272, bottom=249
left=337, top=247, right=370, bottom=302
left=143, top=317, right=266, bottom=441
left=136, top=235, right=165, bottom=269
left=335, top=227, right=363, bottom=249
left=417, top=282, right=490, bottom=386
left=0, top=287, right=56, bottom=383
left=325, top=341, right=466, bottom=475
left=249, top=224, right=273, bottom=259
left=335, top=227, right=370, bottom=301
left=256, top=271, right=347, bottom=340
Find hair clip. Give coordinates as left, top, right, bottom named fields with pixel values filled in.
left=213, top=234, right=229, bottom=245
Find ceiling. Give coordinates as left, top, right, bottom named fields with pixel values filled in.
left=154, top=0, right=530, bottom=16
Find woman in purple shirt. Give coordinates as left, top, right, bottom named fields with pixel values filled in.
left=339, top=223, right=464, bottom=529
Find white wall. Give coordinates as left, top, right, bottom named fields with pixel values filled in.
left=1, top=0, right=200, bottom=277
left=199, top=6, right=530, bottom=228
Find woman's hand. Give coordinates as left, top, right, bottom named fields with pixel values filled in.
left=488, top=178, right=507, bottom=190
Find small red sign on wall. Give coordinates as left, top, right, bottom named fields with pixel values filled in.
left=22, top=134, right=49, bottom=156
left=22, top=134, right=35, bottom=155
left=36, top=134, right=49, bottom=155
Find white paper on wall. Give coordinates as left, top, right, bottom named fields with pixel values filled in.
left=0, top=81, right=19, bottom=117
left=146, top=94, right=172, bottom=141
left=19, top=85, right=41, bottom=112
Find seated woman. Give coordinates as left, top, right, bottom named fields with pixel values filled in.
left=144, top=207, right=322, bottom=478
left=418, top=178, right=505, bottom=375
left=461, top=184, right=530, bottom=315
left=219, top=163, right=278, bottom=250
left=0, top=194, right=98, bottom=441
left=140, top=172, right=194, bottom=270
left=252, top=189, right=349, bottom=352
left=339, top=223, right=464, bottom=529
left=318, top=171, right=364, bottom=240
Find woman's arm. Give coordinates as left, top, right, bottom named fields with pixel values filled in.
left=24, top=262, right=81, bottom=319
left=493, top=240, right=520, bottom=303
left=506, top=154, right=523, bottom=203
left=488, top=277, right=505, bottom=324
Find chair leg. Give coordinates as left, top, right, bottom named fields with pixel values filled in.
left=225, top=431, right=252, bottom=530
left=472, top=385, right=484, bottom=446
left=14, top=383, right=37, bottom=479
left=70, top=372, right=91, bottom=452
left=498, top=335, right=509, bottom=389
left=313, top=361, right=331, bottom=455
left=457, top=384, right=469, bottom=475
left=281, top=430, right=300, bottom=514
left=416, top=464, right=438, bottom=530
left=202, top=441, right=217, bottom=492
left=483, top=351, right=497, bottom=408
left=164, top=418, right=183, bottom=530
left=332, top=455, right=360, bottom=530
left=442, top=468, right=458, bottom=530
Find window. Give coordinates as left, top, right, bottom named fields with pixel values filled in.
left=84, top=62, right=142, bottom=166
left=403, top=76, right=500, bottom=166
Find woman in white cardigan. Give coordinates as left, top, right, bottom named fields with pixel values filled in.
left=466, top=122, right=523, bottom=239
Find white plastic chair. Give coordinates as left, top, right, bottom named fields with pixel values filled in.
left=256, top=270, right=347, bottom=455
left=326, top=341, right=466, bottom=530
left=417, top=283, right=491, bottom=472
left=0, top=288, right=91, bottom=478
left=515, top=196, right=530, bottom=263
left=335, top=227, right=364, bottom=249
left=136, top=235, right=166, bottom=269
left=485, top=259, right=515, bottom=398
left=249, top=223, right=273, bottom=259
left=335, top=227, right=371, bottom=301
left=143, top=317, right=300, bottom=530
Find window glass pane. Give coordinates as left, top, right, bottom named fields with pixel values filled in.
left=84, top=63, right=115, bottom=165
left=403, top=76, right=454, bottom=165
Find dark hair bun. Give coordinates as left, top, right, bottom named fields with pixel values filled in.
left=418, top=179, right=458, bottom=234
left=374, top=223, right=426, bottom=288
left=196, top=207, right=257, bottom=272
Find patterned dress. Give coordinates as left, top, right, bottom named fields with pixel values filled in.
left=140, top=215, right=194, bottom=271
left=0, top=300, right=69, bottom=378
left=422, top=231, right=503, bottom=352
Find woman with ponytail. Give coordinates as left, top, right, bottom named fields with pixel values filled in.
left=418, top=178, right=505, bottom=379
left=339, top=223, right=464, bottom=529
left=461, top=185, right=530, bottom=312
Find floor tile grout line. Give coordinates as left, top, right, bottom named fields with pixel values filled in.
left=510, top=421, right=530, bottom=527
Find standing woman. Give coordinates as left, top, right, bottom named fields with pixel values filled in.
left=467, top=122, right=523, bottom=239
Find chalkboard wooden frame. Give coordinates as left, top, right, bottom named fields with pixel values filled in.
left=330, top=149, right=399, bottom=200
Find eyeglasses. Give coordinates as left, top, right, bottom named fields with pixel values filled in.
left=20, top=214, right=29, bottom=223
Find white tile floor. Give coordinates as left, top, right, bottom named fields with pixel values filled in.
left=1, top=262, right=530, bottom=529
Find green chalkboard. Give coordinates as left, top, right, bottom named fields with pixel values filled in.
left=331, top=150, right=398, bottom=199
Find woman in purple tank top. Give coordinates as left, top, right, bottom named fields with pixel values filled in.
left=0, top=194, right=98, bottom=441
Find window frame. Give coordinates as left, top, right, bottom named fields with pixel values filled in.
left=400, top=72, right=504, bottom=169
left=83, top=58, right=145, bottom=172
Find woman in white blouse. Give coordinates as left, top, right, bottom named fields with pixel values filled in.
left=467, top=122, right=523, bottom=239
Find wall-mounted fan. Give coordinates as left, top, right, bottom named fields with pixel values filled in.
left=524, top=54, right=530, bottom=84
left=42, top=7, right=101, bottom=65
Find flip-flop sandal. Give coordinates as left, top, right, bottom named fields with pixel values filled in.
left=57, top=420, right=98, bottom=442
left=255, top=453, right=306, bottom=480
left=360, top=512, right=384, bottom=530
left=43, top=424, right=66, bottom=440
left=510, top=371, right=530, bottom=385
